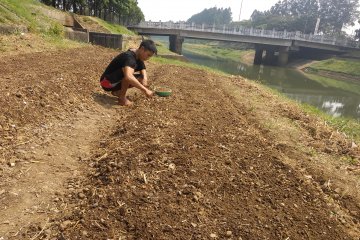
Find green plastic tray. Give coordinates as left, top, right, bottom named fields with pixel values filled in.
left=155, top=87, right=172, bottom=97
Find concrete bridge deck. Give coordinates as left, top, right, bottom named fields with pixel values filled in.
left=129, top=21, right=360, bottom=66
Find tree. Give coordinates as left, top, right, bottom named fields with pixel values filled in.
left=39, top=0, right=144, bottom=25
left=187, top=7, right=232, bottom=26
left=251, top=0, right=360, bottom=34
left=318, top=0, right=360, bottom=34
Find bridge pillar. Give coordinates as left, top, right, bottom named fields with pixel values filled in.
left=264, top=50, right=276, bottom=65
left=254, top=49, right=264, bottom=65
left=278, top=47, right=289, bottom=66
left=169, top=35, right=184, bottom=54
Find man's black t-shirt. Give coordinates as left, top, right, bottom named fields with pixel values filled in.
left=100, top=50, right=145, bottom=83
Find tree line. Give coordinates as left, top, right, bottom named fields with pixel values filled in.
left=187, top=7, right=232, bottom=26
left=187, top=1, right=360, bottom=37
left=39, top=0, right=144, bottom=25
left=250, top=0, right=359, bottom=35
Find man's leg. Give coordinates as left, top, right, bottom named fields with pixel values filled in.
left=112, top=79, right=133, bottom=106
left=111, top=74, right=152, bottom=105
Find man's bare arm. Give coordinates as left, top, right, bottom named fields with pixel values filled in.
left=123, top=66, right=153, bottom=97
left=140, top=69, right=148, bottom=86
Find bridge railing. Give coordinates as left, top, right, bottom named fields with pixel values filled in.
left=135, top=21, right=359, bottom=49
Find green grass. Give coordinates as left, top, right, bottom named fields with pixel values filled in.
left=152, top=56, right=228, bottom=76
left=0, top=2, right=19, bottom=24
left=0, top=0, right=40, bottom=27
left=304, top=72, right=360, bottom=96
left=147, top=37, right=179, bottom=56
left=88, top=17, right=136, bottom=35
left=262, top=85, right=360, bottom=143
left=155, top=43, right=178, bottom=55
left=301, top=103, right=360, bottom=143
left=342, top=51, right=360, bottom=58
left=0, top=0, right=88, bottom=51
left=183, top=43, right=252, bottom=62
left=262, top=86, right=360, bottom=143
left=0, top=0, right=133, bottom=37
left=310, top=58, right=360, bottom=76
left=0, top=0, right=65, bottom=37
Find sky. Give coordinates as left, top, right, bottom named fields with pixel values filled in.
left=137, top=0, right=278, bottom=22
left=137, top=0, right=359, bottom=34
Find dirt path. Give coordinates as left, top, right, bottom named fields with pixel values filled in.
left=0, top=108, right=114, bottom=238
left=0, top=46, right=119, bottom=239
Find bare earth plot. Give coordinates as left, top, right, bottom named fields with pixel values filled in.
left=0, top=46, right=359, bottom=239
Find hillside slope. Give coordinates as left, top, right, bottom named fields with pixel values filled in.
left=0, top=0, right=65, bottom=31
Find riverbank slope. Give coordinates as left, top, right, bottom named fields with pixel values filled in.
left=304, top=57, right=360, bottom=82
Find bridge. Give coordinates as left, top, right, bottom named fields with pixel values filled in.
left=129, top=21, right=360, bottom=66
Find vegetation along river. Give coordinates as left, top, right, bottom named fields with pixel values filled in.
left=182, top=49, right=360, bottom=120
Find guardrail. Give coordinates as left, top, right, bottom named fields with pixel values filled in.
left=135, top=21, right=360, bottom=49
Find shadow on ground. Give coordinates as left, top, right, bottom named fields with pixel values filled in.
left=92, top=92, right=118, bottom=108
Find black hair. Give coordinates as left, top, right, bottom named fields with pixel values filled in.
left=139, top=39, right=158, bottom=55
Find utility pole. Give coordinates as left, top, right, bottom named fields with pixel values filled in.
left=239, top=0, right=244, bottom=22
left=314, top=18, right=320, bottom=35
left=314, top=0, right=321, bottom=34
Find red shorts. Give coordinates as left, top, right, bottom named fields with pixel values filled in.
left=100, top=77, right=121, bottom=92
left=100, top=74, right=144, bottom=92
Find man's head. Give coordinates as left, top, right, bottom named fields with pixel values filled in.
left=137, top=39, right=157, bottom=61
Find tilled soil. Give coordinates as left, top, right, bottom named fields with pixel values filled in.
left=0, top=46, right=360, bottom=239
left=54, top=65, right=359, bottom=240
left=0, top=45, right=119, bottom=238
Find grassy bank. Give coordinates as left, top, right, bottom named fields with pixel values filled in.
left=262, top=88, right=360, bottom=144
left=90, top=17, right=135, bottom=35
left=303, top=72, right=360, bottom=96
left=309, top=58, right=360, bottom=77
left=0, top=0, right=40, bottom=26
left=296, top=58, right=360, bottom=141
left=155, top=43, right=179, bottom=56
left=183, top=42, right=252, bottom=62
left=268, top=85, right=360, bottom=143
left=302, top=103, right=360, bottom=142
left=78, top=16, right=136, bottom=35
left=1, top=0, right=63, bottom=35
left=0, top=0, right=87, bottom=53
left=0, top=0, right=146, bottom=54
left=152, top=56, right=360, bottom=143
left=152, top=56, right=227, bottom=75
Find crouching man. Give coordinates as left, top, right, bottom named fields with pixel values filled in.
left=100, top=39, right=157, bottom=106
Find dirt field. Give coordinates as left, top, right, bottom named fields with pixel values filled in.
left=0, top=45, right=360, bottom=240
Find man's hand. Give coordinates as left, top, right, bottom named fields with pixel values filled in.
left=144, top=89, right=154, bottom=98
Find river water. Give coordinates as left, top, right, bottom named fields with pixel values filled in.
left=182, top=49, right=360, bottom=120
